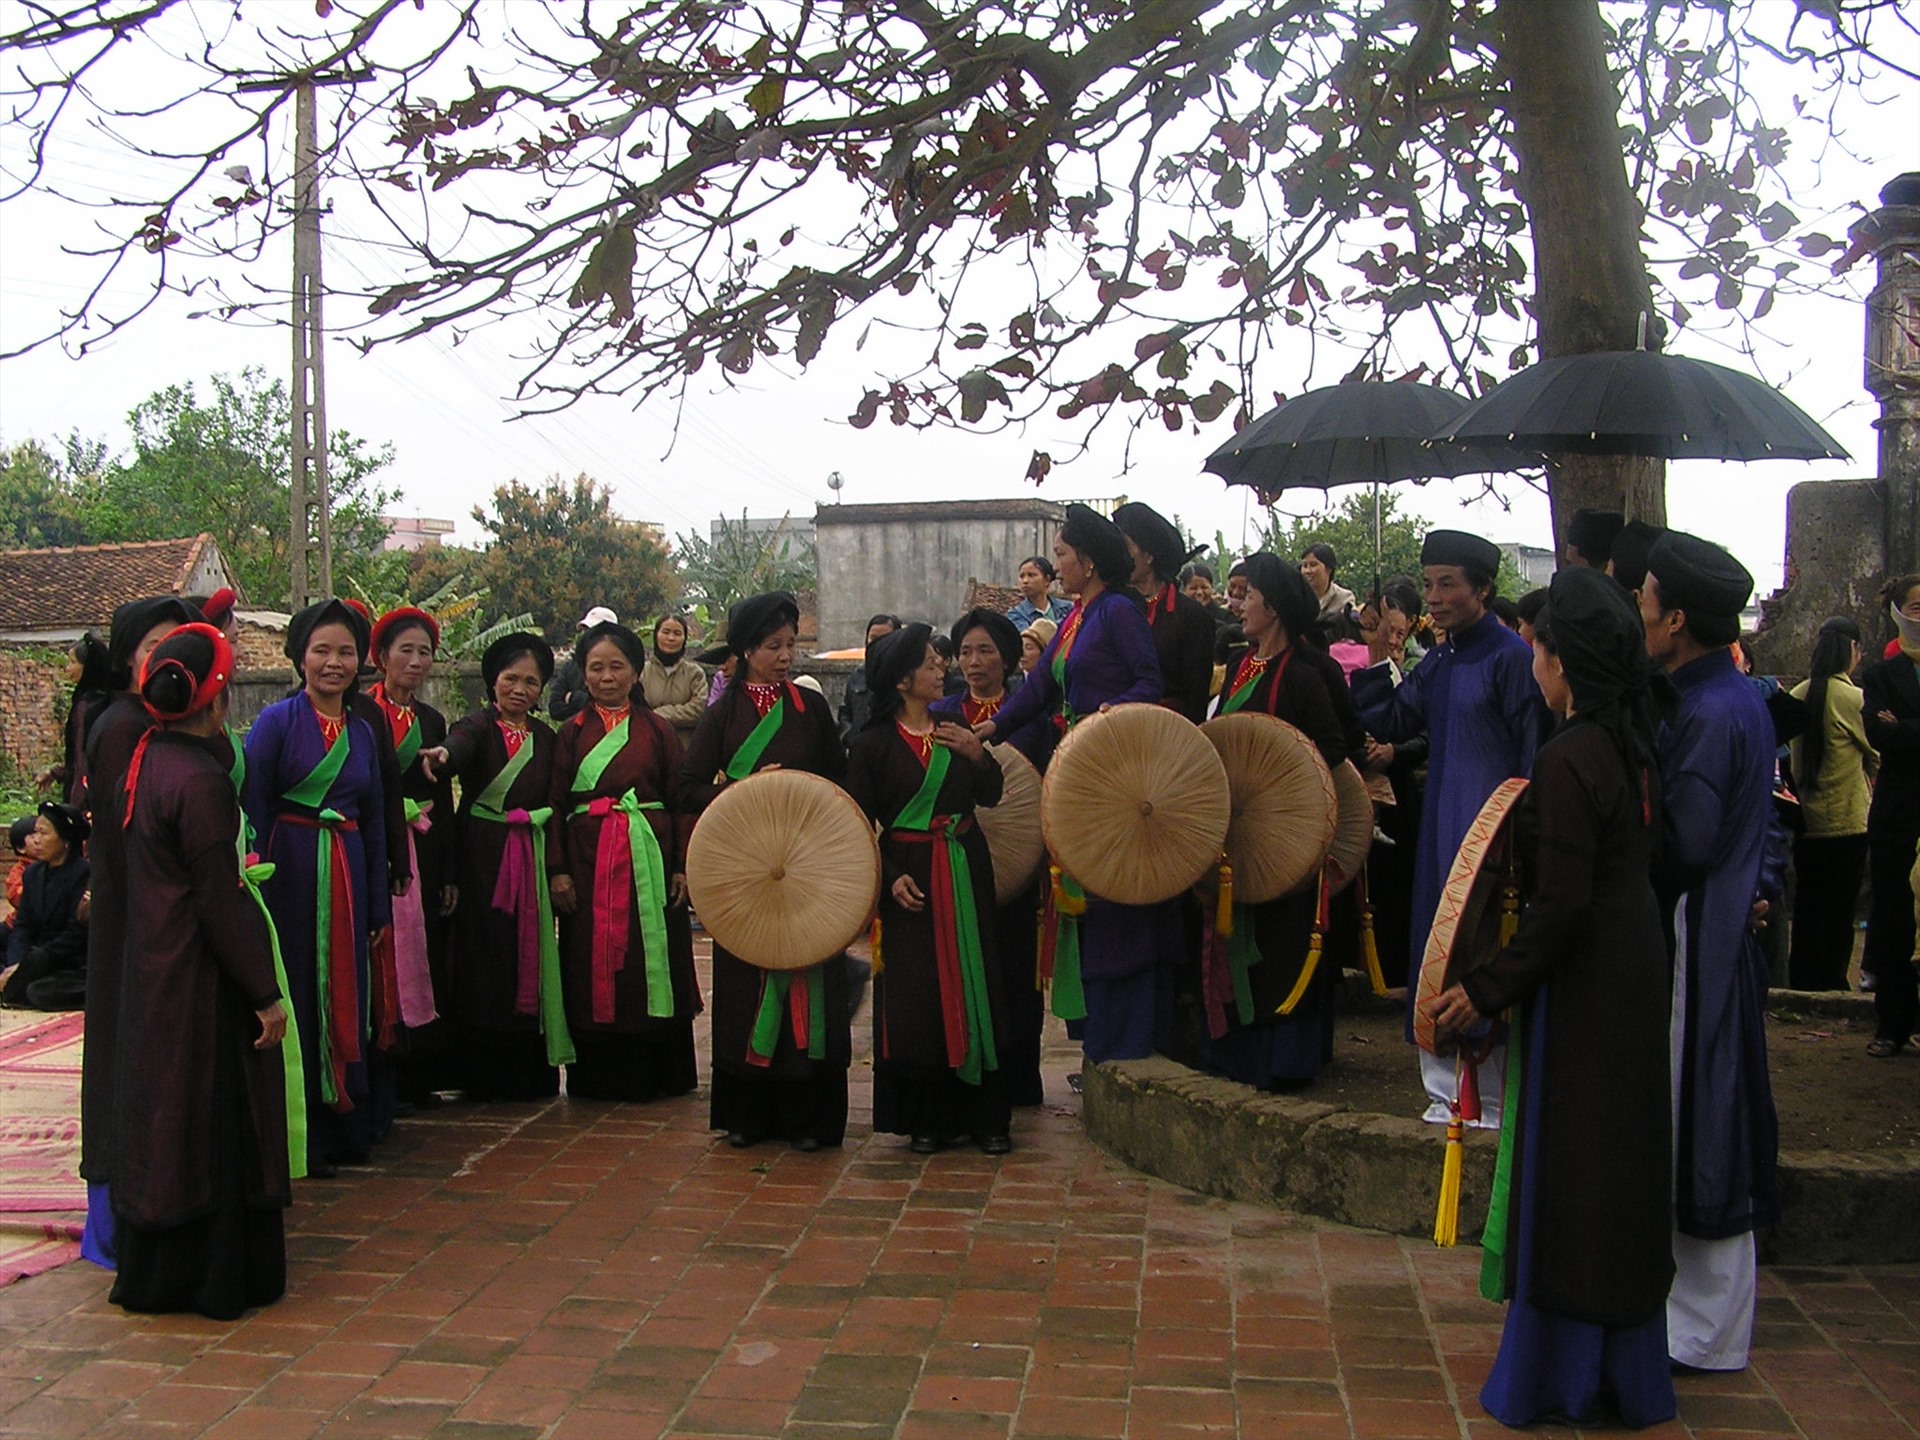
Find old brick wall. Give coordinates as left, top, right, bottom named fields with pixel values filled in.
left=0, top=650, right=66, bottom=774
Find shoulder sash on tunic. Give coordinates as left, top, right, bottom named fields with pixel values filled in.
left=468, top=731, right=573, bottom=1067
left=724, top=697, right=787, bottom=782
left=886, top=740, right=997, bottom=1085
left=282, top=715, right=351, bottom=810
left=568, top=716, right=674, bottom=1024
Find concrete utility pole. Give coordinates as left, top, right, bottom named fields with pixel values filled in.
left=289, top=79, right=333, bottom=608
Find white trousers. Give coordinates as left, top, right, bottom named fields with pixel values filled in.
left=1668, top=1230, right=1757, bottom=1370
left=1419, top=1044, right=1504, bottom=1129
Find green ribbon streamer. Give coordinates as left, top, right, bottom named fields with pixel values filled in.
left=724, top=697, right=787, bottom=782
left=572, top=792, right=674, bottom=1019
left=1051, top=872, right=1087, bottom=1022
left=1227, top=904, right=1262, bottom=1025
left=889, top=745, right=997, bottom=1084
left=241, top=859, right=308, bottom=1179
left=393, top=716, right=423, bottom=771
left=1220, top=668, right=1263, bottom=715
left=310, top=805, right=347, bottom=1107
left=572, top=716, right=628, bottom=791
left=749, top=966, right=827, bottom=1061
left=471, top=801, right=575, bottom=1068
left=1479, top=1005, right=1525, bottom=1302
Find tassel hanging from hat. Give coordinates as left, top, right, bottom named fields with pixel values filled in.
left=1215, top=854, right=1234, bottom=938
left=1358, top=867, right=1388, bottom=998
left=1434, top=1043, right=1488, bottom=1247
left=869, top=915, right=884, bottom=976
left=1050, top=863, right=1085, bottom=917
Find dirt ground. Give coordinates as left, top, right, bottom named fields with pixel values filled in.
left=1309, top=990, right=1920, bottom=1154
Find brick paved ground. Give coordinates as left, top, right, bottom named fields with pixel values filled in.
left=2, top=952, right=1915, bottom=1440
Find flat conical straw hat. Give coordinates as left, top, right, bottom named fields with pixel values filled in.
left=976, top=744, right=1046, bottom=905
left=686, top=770, right=880, bottom=970
left=1042, top=704, right=1230, bottom=906
left=1415, top=778, right=1529, bottom=1056
left=1197, top=713, right=1338, bottom=905
left=1326, top=759, right=1375, bottom=894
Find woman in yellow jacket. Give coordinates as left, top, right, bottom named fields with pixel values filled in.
left=1787, top=617, right=1878, bottom=991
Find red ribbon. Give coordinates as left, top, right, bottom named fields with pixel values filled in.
left=892, top=816, right=975, bottom=1069
left=586, top=795, right=631, bottom=1024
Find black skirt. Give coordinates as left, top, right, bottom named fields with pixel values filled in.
left=565, top=1026, right=698, bottom=1102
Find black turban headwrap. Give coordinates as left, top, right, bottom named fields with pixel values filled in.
left=715, top=591, right=802, bottom=663
left=106, top=596, right=200, bottom=692
left=1646, top=531, right=1753, bottom=621
left=1059, top=503, right=1135, bottom=588
left=949, top=608, right=1022, bottom=675
left=1419, top=528, right=1502, bottom=577
left=1239, top=553, right=1319, bottom=640
left=1537, top=566, right=1675, bottom=817
left=481, top=631, right=554, bottom=693
left=38, top=800, right=90, bottom=847
left=285, top=599, right=371, bottom=677
left=1609, top=520, right=1664, bottom=591
left=864, top=622, right=934, bottom=729
left=1112, top=502, right=1200, bottom=585
left=1566, top=509, right=1625, bottom=567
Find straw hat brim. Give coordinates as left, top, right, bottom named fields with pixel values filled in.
left=686, top=770, right=880, bottom=970
left=1041, top=704, right=1230, bottom=906
left=1325, top=759, right=1376, bottom=894
left=1413, top=778, right=1530, bottom=1056
left=1197, top=713, right=1338, bottom=905
left=976, top=744, right=1046, bottom=905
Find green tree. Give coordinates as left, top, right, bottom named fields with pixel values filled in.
left=4, top=3, right=1908, bottom=534
left=1260, top=491, right=1527, bottom=602
left=0, top=434, right=105, bottom=548
left=344, top=564, right=536, bottom=662
left=76, top=368, right=401, bottom=607
left=471, top=475, right=678, bottom=638
left=673, top=511, right=818, bottom=627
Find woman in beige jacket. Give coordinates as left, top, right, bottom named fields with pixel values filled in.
left=1787, top=617, right=1878, bottom=991
left=640, top=615, right=707, bottom=745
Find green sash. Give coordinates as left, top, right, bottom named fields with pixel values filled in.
left=1226, top=906, right=1261, bottom=1024
left=394, top=716, right=422, bottom=771
left=1220, top=668, right=1263, bottom=715
left=724, top=697, right=786, bottom=782
left=889, top=743, right=997, bottom=1085
left=572, top=716, right=673, bottom=1019
left=284, top=714, right=350, bottom=808
left=750, top=966, right=827, bottom=1060
left=281, top=717, right=354, bottom=1107
left=1049, top=872, right=1087, bottom=1022
left=1479, top=1006, right=1524, bottom=1301
left=471, top=711, right=569, bottom=1066
left=241, top=860, right=309, bottom=1179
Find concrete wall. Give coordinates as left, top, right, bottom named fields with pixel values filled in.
left=816, top=504, right=1065, bottom=648
left=1749, top=478, right=1889, bottom=678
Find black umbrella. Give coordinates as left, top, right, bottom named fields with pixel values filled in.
left=1202, top=381, right=1541, bottom=498
left=1432, top=349, right=1849, bottom=462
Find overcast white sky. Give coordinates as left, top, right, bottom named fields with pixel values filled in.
left=2, top=5, right=1914, bottom=596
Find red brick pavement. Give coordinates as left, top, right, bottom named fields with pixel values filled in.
left=2, top=955, right=1915, bottom=1440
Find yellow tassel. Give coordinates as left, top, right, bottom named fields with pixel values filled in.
left=1051, top=864, right=1086, bottom=917
left=1360, top=895, right=1388, bottom=998
left=1433, top=1113, right=1464, bottom=1247
left=1216, top=855, right=1234, bottom=937
left=870, top=915, right=884, bottom=976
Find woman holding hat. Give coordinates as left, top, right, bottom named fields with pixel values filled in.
left=1, top=802, right=92, bottom=1010
left=977, top=505, right=1168, bottom=1065
left=369, top=607, right=457, bottom=1101
left=244, top=600, right=392, bottom=1175
left=849, top=625, right=1013, bottom=1153
left=1201, top=556, right=1351, bottom=1090
left=113, top=623, right=291, bottom=1320
left=681, top=591, right=852, bottom=1149
left=935, top=608, right=1048, bottom=1104
left=1423, top=566, right=1675, bottom=1429
left=546, top=621, right=700, bottom=1101
left=79, top=593, right=200, bottom=1268
left=1113, top=502, right=1216, bottom=725
left=420, top=634, right=569, bottom=1101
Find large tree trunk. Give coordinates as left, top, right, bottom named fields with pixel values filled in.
left=1493, top=0, right=1668, bottom=546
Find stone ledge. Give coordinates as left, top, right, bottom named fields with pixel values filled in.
left=1082, top=1056, right=1920, bottom=1266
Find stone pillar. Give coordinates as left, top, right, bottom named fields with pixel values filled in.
left=1854, top=174, right=1920, bottom=581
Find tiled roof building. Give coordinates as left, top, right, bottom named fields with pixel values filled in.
left=0, top=534, right=234, bottom=643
